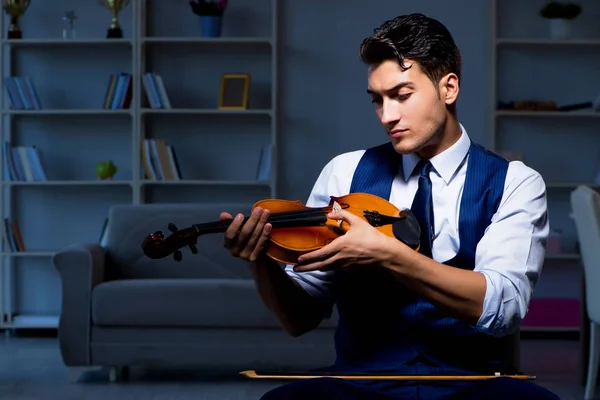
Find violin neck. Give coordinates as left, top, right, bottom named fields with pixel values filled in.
left=191, top=208, right=329, bottom=236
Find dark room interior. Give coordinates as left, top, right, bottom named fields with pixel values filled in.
left=0, top=0, right=598, bottom=399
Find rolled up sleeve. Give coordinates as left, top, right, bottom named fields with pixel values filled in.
left=473, top=163, right=549, bottom=337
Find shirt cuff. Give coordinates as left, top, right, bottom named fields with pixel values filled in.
left=474, top=270, right=520, bottom=337
left=285, top=265, right=335, bottom=318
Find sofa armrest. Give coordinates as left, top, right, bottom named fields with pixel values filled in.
left=52, top=243, right=107, bottom=366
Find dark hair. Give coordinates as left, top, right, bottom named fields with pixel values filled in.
left=360, top=14, right=461, bottom=87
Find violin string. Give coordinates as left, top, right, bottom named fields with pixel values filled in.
left=192, top=206, right=339, bottom=233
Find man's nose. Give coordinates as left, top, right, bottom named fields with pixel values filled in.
left=380, top=100, right=399, bottom=125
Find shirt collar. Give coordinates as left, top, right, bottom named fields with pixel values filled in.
left=402, top=123, right=471, bottom=184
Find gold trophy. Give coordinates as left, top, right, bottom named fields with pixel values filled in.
left=98, top=0, right=130, bottom=39
left=3, top=0, right=30, bottom=39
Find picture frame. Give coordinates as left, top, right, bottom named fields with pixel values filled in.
left=218, top=73, right=250, bottom=110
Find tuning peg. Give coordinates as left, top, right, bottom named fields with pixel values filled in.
left=173, top=250, right=182, bottom=262
left=188, top=244, right=198, bottom=254
left=168, top=223, right=178, bottom=233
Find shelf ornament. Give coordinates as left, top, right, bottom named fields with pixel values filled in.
left=189, top=0, right=228, bottom=38
left=3, top=0, right=30, bottom=39
left=98, top=0, right=130, bottom=39
left=96, top=160, right=118, bottom=180
left=62, top=10, right=77, bottom=39
left=539, top=1, right=582, bottom=40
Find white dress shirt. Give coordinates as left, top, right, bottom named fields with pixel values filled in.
left=285, top=124, right=549, bottom=338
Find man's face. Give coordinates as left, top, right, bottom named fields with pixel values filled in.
left=367, top=59, right=457, bottom=157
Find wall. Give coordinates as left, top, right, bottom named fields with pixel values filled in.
left=0, top=0, right=587, bottom=323
left=278, top=0, right=491, bottom=201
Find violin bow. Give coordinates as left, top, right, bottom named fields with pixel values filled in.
left=239, top=370, right=536, bottom=381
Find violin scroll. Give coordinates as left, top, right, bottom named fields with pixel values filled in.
left=141, top=222, right=199, bottom=262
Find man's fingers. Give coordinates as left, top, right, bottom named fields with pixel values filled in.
left=244, top=210, right=270, bottom=253
left=240, top=207, right=262, bottom=239
left=230, top=207, right=263, bottom=254
left=249, top=223, right=273, bottom=262
left=224, top=213, right=244, bottom=251
left=240, top=209, right=270, bottom=259
left=293, top=254, right=340, bottom=273
left=222, top=207, right=273, bottom=263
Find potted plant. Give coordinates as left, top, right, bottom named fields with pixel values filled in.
left=189, top=0, right=228, bottom=38
left=539, top=2, right=582, bottom=40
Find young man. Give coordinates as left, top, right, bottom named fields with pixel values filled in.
left=221, top=13, right=559, bottom=400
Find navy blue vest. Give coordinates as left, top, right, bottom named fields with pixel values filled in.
left=329, top=141, right=514, bottom=375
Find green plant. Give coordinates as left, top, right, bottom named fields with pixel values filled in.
left=539, top=2, right=582, bottom=19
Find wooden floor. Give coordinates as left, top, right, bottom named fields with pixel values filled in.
left=0, top=333, right=591, bottom=399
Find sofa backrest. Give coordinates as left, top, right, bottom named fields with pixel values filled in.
left=104, top=202, right=256, bottom=279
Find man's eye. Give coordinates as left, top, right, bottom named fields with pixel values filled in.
left=397, top=93, right=412, bottom=100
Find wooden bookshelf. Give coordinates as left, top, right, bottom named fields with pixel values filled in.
left=0, top=0, right=278, bottom=329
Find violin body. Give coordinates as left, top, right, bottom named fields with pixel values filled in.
left=257, top=193, right=412, bottom=264
left=141, top=192, right=421, bottom=265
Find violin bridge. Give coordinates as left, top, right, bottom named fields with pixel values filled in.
left=332, top=200, right=343, bottom=227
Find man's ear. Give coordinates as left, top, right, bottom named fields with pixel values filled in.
left=439, top=73, right=459, bottom=105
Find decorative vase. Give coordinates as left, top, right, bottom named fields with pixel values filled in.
left=549, top=18, right=570, bottom=40
left=200, top=15, right=222, bottom=38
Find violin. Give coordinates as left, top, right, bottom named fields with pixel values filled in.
left=141, top=192, right=421, bottom=265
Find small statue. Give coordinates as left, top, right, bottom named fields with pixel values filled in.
left=96, top=160, right=118, bottom=180
left=62, top=10, right=77, bottom=39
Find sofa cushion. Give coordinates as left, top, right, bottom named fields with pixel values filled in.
left=91, top=278, right=339, bottom=329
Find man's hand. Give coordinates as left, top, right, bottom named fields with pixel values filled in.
left=222, top=207, right=272, bottom=262
left=223, top=207, right=326, bottom=337
left=293, top=209, right=393, bottom=272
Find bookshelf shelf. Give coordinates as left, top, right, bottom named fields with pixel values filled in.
left=545, top=253, right=581, bottom=261
left=546, top=182, right=600, bottom=189
left=142, top=37, right=272, bottom=45
left=5, top=180, right=133, bottom=186
left=520, top=326, right=579, bottom=333
left=2, top=38, right=134, bottom=47
left=496, top=38, right=600, bottom=46
left=141, top=179, right=270, bottom=186
left=0, top=0, right=279, bottom=329
left=3, top=109, right=133, bottom=115
left=495, top=110, right=600, bottom=118
left=140, top=108, right=273, bottom=116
